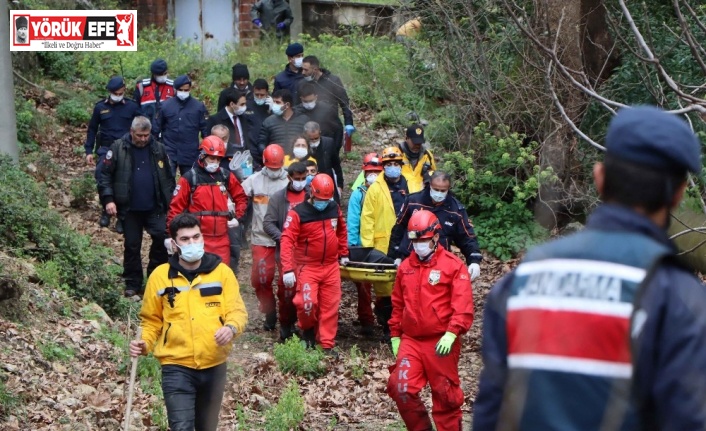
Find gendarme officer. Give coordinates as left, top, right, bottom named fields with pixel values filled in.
left=85, top=76, right=141, bottom=231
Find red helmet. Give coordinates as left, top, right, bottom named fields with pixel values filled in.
left=310, top=174, right=334, bottom=200
left=263, top=144, right=285, bottom=169
left=407, top=210, right=440, bottom=240
left=362, top=152, right=383, bottom=172
left=199, top=136, right=226, bottom=157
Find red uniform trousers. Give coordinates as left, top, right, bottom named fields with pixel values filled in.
left=292, top=262, right=341, bottom=349
left=251, top=245, right=296, bottom=325
left=386, top=336, right=464, bottom=431
left=355, top=282, right=375, bottom=326
left=204, top=234, right=230, bottom=265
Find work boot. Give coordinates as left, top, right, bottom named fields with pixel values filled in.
left=360, top=324, right=375, bottom=338
left=263, top=312, right=277, bottom=331
left=279, top=324, right=294, bottom=341
left=115, top=219, right=124, bottom=234
left=302, top=328, right=316, bottom=349
left=323, top=348, right=339, bottom=359
left=99, top=212, right=110, bottom=228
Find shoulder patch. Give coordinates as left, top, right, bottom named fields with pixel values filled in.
left=428, top=269, right=441, bottom=285
left=105, top=150, right=113, bottom=160
left=173, top=184, right=181, bottom=196
left=100, top=109, right=110, bottom=114
left=459, top=273, right=469, bottom=281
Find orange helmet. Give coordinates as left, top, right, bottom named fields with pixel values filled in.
left=381, top=146, right=404, bottom=163
left=407, top=210, right=440, bottom=240
left=310, top=174, right=334, bottom=200
left=263, top=144, right=285, bottom=169
left=362, top=152, right=383, bottom=172
left=200, top=136, right=227, bottom=157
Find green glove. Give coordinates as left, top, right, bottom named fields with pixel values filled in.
left=435, top=332, right=457, bottom=356
left=391, top=337, right=401, bottom=357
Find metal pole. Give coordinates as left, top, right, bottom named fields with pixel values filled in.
left=1, top=7, right=19, bottom=163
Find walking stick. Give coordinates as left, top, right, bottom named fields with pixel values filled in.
left=123, top=327, right=142, bottom=431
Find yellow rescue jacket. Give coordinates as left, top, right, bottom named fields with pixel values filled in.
left=139, top=254, right=248, bottom=369
left=401, top=147, right=436, bottom=193
left=360, top=174, right=398, bottom=254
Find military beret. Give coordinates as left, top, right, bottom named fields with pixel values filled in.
left=106, top=76, right=126, bottom=92
left=173, top=74, right=192, bottom=89
left=285, top=43, right=304, bottom=57
left=150, top=58, right=168, bottom=75
left=15, top=16, right=28, bottom=29
left=606, top=106, right=702, bottom=174
left=232, top=63, right=250, bottom=80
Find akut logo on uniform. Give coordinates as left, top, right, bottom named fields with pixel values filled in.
left=30, top=17, right=116, bottom=39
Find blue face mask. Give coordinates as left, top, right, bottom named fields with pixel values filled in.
left=312, top=200, right=329, bottom=211
left=177, top=241, right=205, bottom=263
left=384, top=165, right=402, bottom=179
left=306, top=174, right=315, bottom=186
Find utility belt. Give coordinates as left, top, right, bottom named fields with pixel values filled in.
left=191, top=210, right=234, bottom=220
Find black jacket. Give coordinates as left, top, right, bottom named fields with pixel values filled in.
left=389, top=187, right=482, bottom=264
left=99, top=133, right=175, bottom=213
left=205, top=108, right=250, bottom=157
left=297, top=69, right=353, bottom=127
left=216, top=83, right=255, bottom=112
left=294, top=100, right=343, bottom=143
left=311, top=135, right=343, bottom=201
left=244, top=99, right=270, bottom=168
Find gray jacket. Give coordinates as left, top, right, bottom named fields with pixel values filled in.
left=250, top=0, right=293, bottom=32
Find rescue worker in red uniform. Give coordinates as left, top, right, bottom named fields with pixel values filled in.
left=133, top=58, right=175, bottom=124
left=387, top=210, right=474, bottom=431
left=167, top=136, right=248, bottom=265
left=280, top=174, right=349, bottom=352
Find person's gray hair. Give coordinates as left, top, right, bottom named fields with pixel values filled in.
left=430, top=170, right=451, bottom=184
left=131, top=116, right=152, bottom=131
left=211, top=124, right=229, bottom=136
left=303, top=121, right=321, bottom=134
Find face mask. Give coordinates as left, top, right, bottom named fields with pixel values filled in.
left=366, top=173, right=378, bottom=184
left=293, top=147, right=308, bottom=159
left=312, top=200, right=329, bottom=211
left=177, top=241, right=205, bottom=263
left=155, top=75, right=168, bottom=84
left=309, top=139, right=320, bottom=148
left=304, top=75, right=314, bottom=82
left=255, top=97, right=267, bottom=106
left=176, top=91, right=190, bottom=101
left=306, top=174, right=315, bottom=186
left=413, top=240, right=434, bottom=260
left=294, top=57, right=303, bottom=68
left=430, top=190, right=448, bottom=203
left=302, top=101, right=316, bottom=110
left=110, top=94, right=124, bottom=103
left=205, top=162, right=219, bottom=173
left=263, top=167, right=283, bottom=179
left=291, top=179, right=307, bottom=192
left=271, top=103, right=284, bottom=116
left=235, top=106, right=247, bottom=116
left=384, top=165, right=401, bottom=179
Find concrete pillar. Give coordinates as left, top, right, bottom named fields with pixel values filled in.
left=1, top=8, right=19, bottom=162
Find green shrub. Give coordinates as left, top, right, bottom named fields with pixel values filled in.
left=15, top=98, right=39, bottom=154
left=36, top=52, right=77, bottom=80
left=56, top=98, right=91, bottom=126
left=443, top=122, right=555, bottom=260
left=70, top=171, right=96, bottom=208
left=0, top=380, right=22, bottom=419
left=273, top=335, right=327, bottom=378
left=264, top=380, right=306, bottom=431
left=39, top=339, right=76, bottom=362
left=347, top=345, right=368, bottom=380
left=0, top=156, right=123, bottom=316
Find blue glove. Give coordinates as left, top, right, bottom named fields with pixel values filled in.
left=345, top=125, right=356, bottom=135
left=276, top=22, right=286, bottom=30
left=252, top=19, right=262, bottom=27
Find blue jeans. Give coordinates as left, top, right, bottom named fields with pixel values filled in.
left=161, top=363, right=227, bottom=431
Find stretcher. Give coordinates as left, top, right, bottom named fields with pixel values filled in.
left=339, top=261, right=397, bottom=297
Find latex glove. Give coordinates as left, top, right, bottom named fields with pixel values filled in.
left=394, top=258, right=402, bottom=267
left=227, top=199, right=235, bottom=213
left=283, top=272, right=296, bottom=287
left=252, top=18, right=262, bottom=27
left=164, top=238, right=174, bottom=255
left=468, top=263, right=480, bottom=281
left=227, top=218, right=239, bottom=229
left=391, top=337, right=401, bottom=357
left=435, top=332, right=457, bottom=356
left=265, top=96, right=274, bottom=107
left=345, top=125, right=356, bottom=135
left=276, top=22, right=286, bottom=30
left=339, top=257, right=350, bottom=266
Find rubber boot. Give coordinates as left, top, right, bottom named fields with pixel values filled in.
left=115, top=218, right=124, bottom=234
left=99, top=211, right=110, bottom=228
left=264, top=311, right=277, bottom=331
left=302, top=328, right=316, bottom=349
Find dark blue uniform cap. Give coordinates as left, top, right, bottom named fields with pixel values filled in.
left=606, top=106, right=702, bottom=174
left=106, top=76, right=125, bottom=92
left=173, top=75, right=192, bottom=89
left=285, top=43, right=304, bottom=57
left=150, top=58, right=168, bottom=75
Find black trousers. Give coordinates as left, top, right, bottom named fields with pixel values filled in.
left=161, top=363, right=227, bottom=431
left=122, top=209, right=168, bottom=293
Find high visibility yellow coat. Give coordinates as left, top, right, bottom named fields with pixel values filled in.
left=402, top=148, right=436, bottom=194
left=360, top=174, right=398, bottom=254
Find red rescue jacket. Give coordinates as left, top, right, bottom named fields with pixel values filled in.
left=389, top=245, right=474, bottom=339
left=167, top=165, right=247, bottom=238
left=280, top=200, right=349, bottom=272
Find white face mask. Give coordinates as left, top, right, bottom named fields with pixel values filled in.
left=291, top=179, right=307, bottom=192
left=293, top=147, right=308, bottom=159
left=413, top=240, right=434, bottom=259
left=304, top=75, right=314, bottom=82
left=366, top=173, right=378, bottom=184
left=176, top=91, right=190, bottom=101
left=234, top=106, right=247, bottom=116
left=205, top=163, right=219, bottom=173
left=302, top=101, right=316, bottom=110
left=430, top=190, right=448, bottom=203
left=263, top=167, right=283, bottom=179
left=154, top=75, right=168, bottom=84
left=177, top=241, right=205, bottom=263
left=109, top=94, right=124, bottom=103
left=271, top=103, right=284, bottom=116
left=309, top=139, right=320, bottom=148
left=294, top=57, right=303, bottom=68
